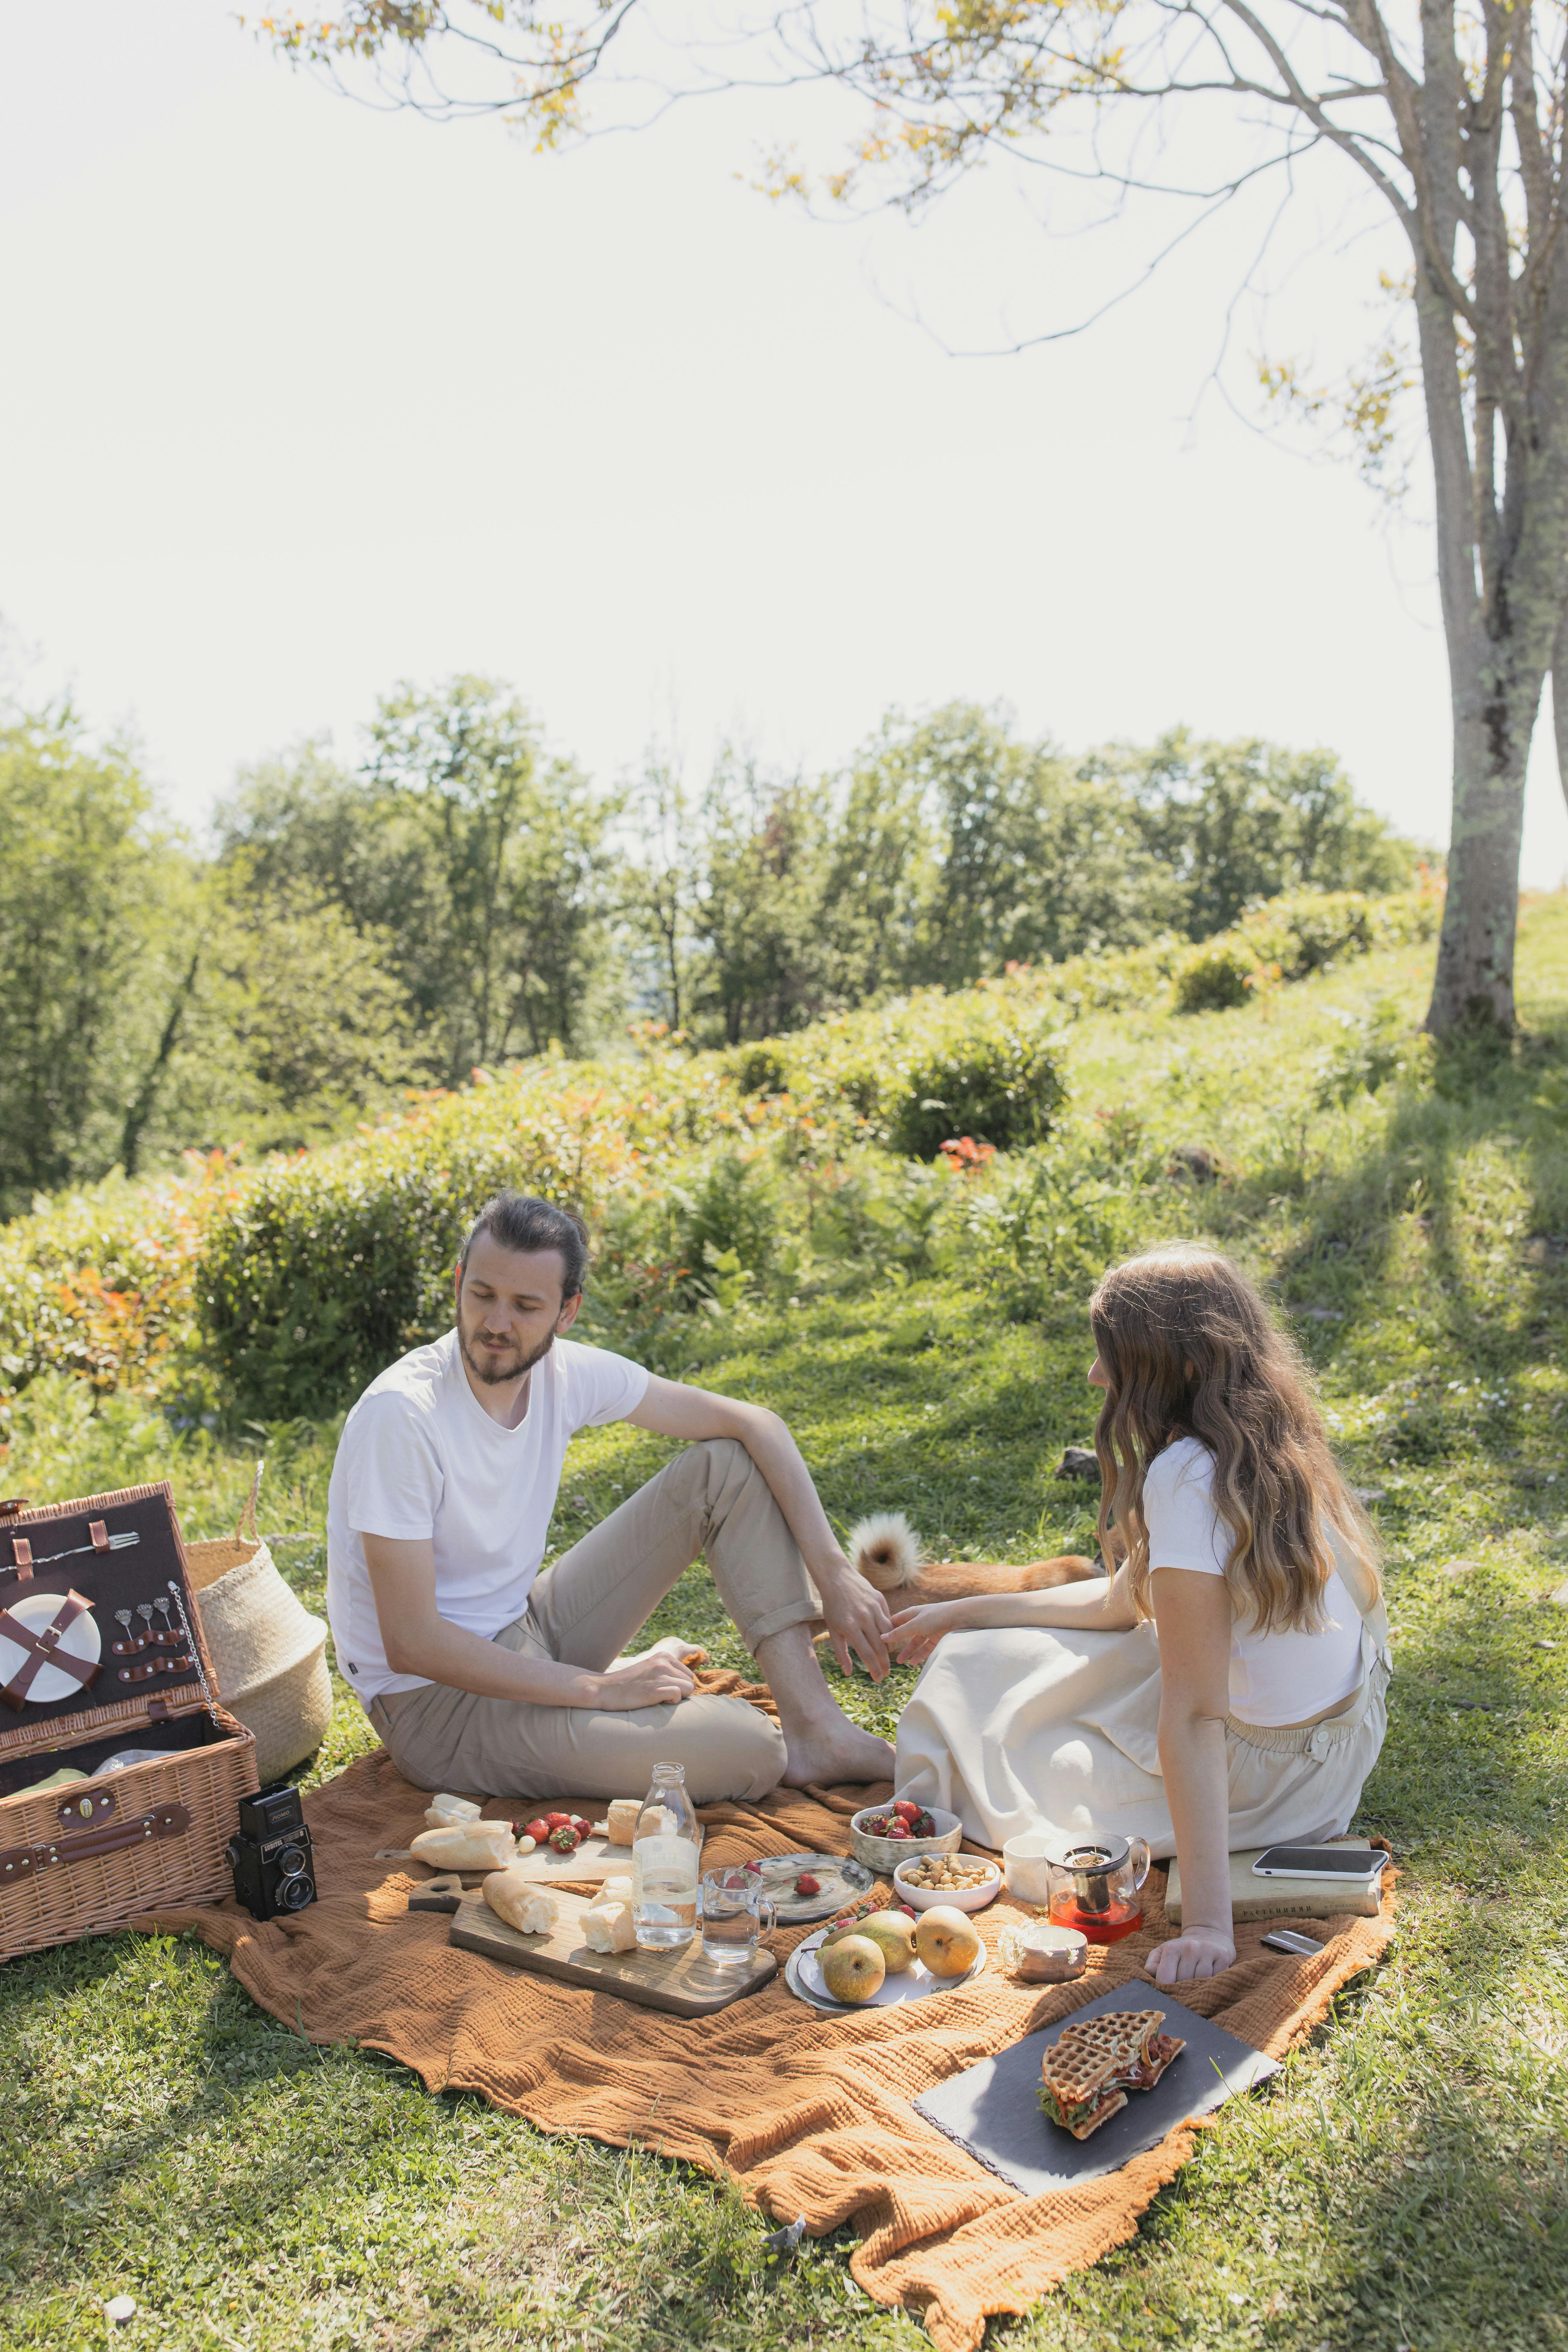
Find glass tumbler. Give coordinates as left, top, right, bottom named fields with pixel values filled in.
left=699, top=1867, right=777, bottom=1967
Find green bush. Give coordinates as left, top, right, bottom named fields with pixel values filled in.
left=767, top=991, right=1069, bottom=1158
left=958, top=1143, right=1167, bottom=1318
left=1172, top=939, right=1256, bottom=1013
left=881, top=1016, right=1068, bottom=1157
left=674, top=1152, right=780, bottom=1293
left=1174, top=888, right=1441, bottom=1014
left=197, top=1065, right=717, bottom=1418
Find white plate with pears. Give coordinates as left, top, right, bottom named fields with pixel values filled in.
left=785, top=1907, right=988, bottom=2012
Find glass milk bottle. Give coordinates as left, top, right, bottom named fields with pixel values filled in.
left=631, top=1762, right=701, bottom=1951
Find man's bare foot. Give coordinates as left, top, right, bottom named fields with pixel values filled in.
left=780, top=1718, right=895, bottom=1789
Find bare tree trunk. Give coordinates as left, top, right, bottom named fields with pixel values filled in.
left=1552, top=615, right=1568, bottom=819
left=121, top=948, right=201, bottom=1178
left=1427, top=632, right=1540, bottom=1031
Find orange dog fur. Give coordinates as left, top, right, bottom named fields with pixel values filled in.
left=847, top=1512, right=1099, bottom=1605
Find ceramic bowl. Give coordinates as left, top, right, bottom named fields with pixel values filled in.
left=892, top=1856, right=1002, bottom=1914
left=848, top=1801, right=963, bottom=1874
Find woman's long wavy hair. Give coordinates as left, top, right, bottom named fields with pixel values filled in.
left=1090, top=1243, right=1380, bottom=1633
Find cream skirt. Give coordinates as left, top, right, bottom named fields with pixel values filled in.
left=894, top=1614, right=1390, bottom=1857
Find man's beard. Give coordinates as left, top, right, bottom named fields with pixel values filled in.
left=458, top=1321, right=558, bottom=1388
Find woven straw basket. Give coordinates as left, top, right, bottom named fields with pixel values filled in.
left=186, top=1466, right=333, bottom=1788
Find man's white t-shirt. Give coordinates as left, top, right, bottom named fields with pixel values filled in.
left=1142, top=1435, right=1364, bottom=1727
left=325, top=1329, right=649, bottom=1702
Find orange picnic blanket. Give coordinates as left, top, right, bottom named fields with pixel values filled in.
left=139, top=1675, right=1396, bottom=2351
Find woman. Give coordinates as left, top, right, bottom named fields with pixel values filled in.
left=891, top=1243, right=1390, bottom=1986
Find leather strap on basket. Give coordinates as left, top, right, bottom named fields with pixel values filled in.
left=0, top=1588, right=100, bottom=1708
left=0, top=1801, right=192, bottom=1882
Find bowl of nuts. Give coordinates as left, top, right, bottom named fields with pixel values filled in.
left=892, top=1851, right=1003, bottom=1913
left=849, top=1798, right=962, bottom=1873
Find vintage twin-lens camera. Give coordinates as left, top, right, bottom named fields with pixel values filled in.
left=226, top=1785, right=316, bottom=1919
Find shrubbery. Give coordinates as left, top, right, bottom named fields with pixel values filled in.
left=198, top=1060, right=751, bottom=1418
left=738, top=989, right=1070, bottom=1157
left=0, top=881, right=1445, bottom=1428
left=1172, top=889, right=1439, bottom=1013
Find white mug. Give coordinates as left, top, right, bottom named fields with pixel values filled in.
left=1002, top=1831, right=1054, bottom=1905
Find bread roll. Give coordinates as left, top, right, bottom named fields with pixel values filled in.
left=482, top=1872, right=559, bottom=1935
left=410, top=1821, right=519, bottom=1871
left=599, top=1875, right=632, bottom=1902
left=423, top=1793, right=482, bottom=1830
left=581, top=1898, right=637, bottom=1953
left=605, top=1799, right=641, bottom=1847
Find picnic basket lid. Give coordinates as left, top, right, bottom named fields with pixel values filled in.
left=0, top=1482, right=223, bottom=1759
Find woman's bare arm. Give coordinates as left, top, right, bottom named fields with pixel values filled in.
left=888, top=1560, right=1138, bottom=1666
left=1146, top=1566, right=1236, bottom=1985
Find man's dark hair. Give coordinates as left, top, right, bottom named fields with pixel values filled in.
left=458, top=1193, right=589, bottom=1299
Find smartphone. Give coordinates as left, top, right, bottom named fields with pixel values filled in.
left=1252, top=1844, right=1387, bottom=1881
left=1261, top=1928, right=1325, bottom=1956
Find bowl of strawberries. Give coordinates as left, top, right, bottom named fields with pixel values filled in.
left=848, top=1797, right=963, bottom=1873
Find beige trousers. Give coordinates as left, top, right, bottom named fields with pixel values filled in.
left=368, top=1437, right=817, bottom=1805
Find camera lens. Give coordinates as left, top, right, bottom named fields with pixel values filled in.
left=277, top=1843, right=309, bottom=1877
left=280, top=1874, right=315, bottom=1910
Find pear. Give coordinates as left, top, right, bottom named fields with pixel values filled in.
left=855, top=1909, right=918, bottom=1974
left=915, top=1904, right=982, bottom=1979
left=817, top=1933, right=886, bottom=2003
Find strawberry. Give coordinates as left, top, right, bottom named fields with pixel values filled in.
left=863, top=1814, right=890, bottom=1835
left=911, top=1811, right=936, bottom=1838
left=569, top=1815, right=593, bottom=1836
left=795, top=1873, right=821, bottom=1897
left=898, top=1904, right=918, bottom=1920
left=543, top=1812, right=572, bottom=1832
left=891, top=1800, right=922, bottom=1823
left=886, top=1823, right=910, bottom=1840
left=523, top=1818, right=550, bottom=1844
left=548, top=1825, right=580, bottom=1853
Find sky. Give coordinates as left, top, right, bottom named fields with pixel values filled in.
left=2, top=0, right=1566, bottom=886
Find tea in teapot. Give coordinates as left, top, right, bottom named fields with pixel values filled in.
left=1044, top=1833, right=1151, bottom=1944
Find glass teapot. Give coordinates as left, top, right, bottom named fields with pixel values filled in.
left=1044, top=1833, right=1151, bottom=1944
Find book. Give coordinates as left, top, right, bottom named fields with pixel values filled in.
left=1164, top=1841, right=1385, bottom=1926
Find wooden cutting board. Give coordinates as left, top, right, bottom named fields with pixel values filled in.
left=502, top=1821, right=705, bottom=1886
left=448, top=1885, right=776, bottom=2016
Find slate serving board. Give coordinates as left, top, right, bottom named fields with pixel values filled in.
left=912, top=1980, right=1279, bottom=2193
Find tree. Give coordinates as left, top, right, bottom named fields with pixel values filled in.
left=260, top=0, right=1568, bottom=1037
left=0, top=705, right=209, bottom=1213
left=621, top=753, right=704, bottom=1032
left=867, top=704, right=1186, bottom=984
left=1091, top=728, right=1419, bottom=935
left=218, top=678, right=620, bottom=1078
left=690, top=757, right=834, bottom=1041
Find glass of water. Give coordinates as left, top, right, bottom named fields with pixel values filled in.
left=699, top=1867, right=777, bottom=1967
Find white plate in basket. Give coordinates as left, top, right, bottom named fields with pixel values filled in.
left=784, top=1924, right=987, bottom=2012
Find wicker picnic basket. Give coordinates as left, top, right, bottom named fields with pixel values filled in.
left=0, top=1482, right=258, bottom=1964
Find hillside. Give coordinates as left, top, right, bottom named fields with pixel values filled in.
left=0, top=888, right=1565, bottom=2352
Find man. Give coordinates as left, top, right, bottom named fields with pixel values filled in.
left=325, top=1189, right=895, bottom=1802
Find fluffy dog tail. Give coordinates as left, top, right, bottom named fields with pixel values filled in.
left=847, top=1510, right=1099, bottom=1604
left=848, top=1512, right=927, bottom=1592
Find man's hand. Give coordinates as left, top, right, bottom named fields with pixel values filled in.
left=887, top=1598, right=967, bottom=1668
left=589, top=1652, right=698, bottom=1710
left=1141, top=1928, right=1236, bottom=1986
left=817, top=1559, right=894, bottom=1681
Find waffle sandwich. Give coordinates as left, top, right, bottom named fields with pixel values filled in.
left=1038, top=2008, right=1187, bottom=2140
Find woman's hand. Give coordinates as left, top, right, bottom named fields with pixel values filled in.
left=888, top=1599, right=969, bottom=1667
left=1141, top=1927, right=1236, bottom=1986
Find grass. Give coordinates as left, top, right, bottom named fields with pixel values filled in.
left=3, top=900, right=1568, bottom=2349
